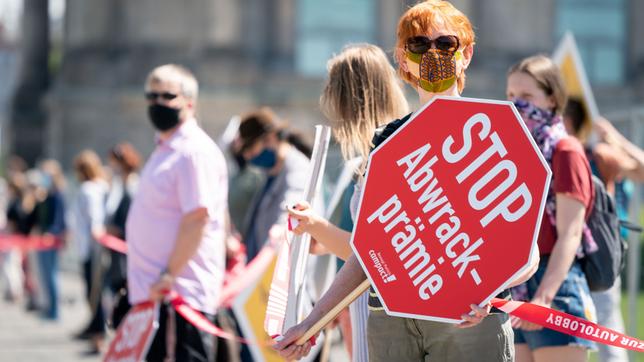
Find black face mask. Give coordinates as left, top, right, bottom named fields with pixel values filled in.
left=148, top=104, right=181, bottom=131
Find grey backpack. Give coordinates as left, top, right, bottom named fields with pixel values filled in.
left=581, top=175, right=628, bottom=292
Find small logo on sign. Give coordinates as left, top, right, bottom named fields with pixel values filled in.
left=369, top=250, right=396, bottom=283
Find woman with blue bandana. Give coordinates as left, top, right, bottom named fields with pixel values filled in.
left=507, top=55, right=597, bottom=362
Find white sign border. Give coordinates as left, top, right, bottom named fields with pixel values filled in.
left=350, top=95, right=552, bottom=323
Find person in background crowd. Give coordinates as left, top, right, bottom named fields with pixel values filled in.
left=72, top=150, right=109, bottom=354
left=33, top=159, right=67, bottom=321
left=235, top=107, right=312, bottom=261
left=104, top=142, right=140, bottom=293
left=594, top=117, right=644, bottom=180
left=286, top=43, right=409, bottom=362
left=276, top=2, right=537, bottom=360
left=564, top=98, right=644, bottom=191
left=6, top=155, right=29, bottom=178
left=507, top=55, right=596, bottom=362
left=0, top=173, right=25, bottom=303
left=563, top=97, right=644, bottom=362
left=5, top=171, right=38, bottom=310
left=127, top=64, right=232, bottom=361
left=226, top=145, right=264, bottom=238
left=217, top=115, right=265, bottom=236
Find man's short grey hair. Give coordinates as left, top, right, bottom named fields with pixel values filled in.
left=145, top=64, right=199, bottom=100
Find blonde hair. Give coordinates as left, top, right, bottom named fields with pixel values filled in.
left=508, top=55, right=567, bottom=115
left=321, top=44, right=409, bottom=176
left=74, top=150, right=104, bottom=182
left=395, top=0, right=475, bottom=93
left=145, top=64, right=199, bottom=100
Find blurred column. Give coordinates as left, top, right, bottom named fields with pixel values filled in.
left=10, top=0, right=49, bottom=166
left=0, top=34, right=20, bottom=163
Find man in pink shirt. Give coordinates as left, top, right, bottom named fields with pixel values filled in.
left=126, top=64, right=228, bottom=361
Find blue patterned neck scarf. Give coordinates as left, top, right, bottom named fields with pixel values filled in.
left=513, top=98, right=567, bottom=162
left=510, top=99, right=597, bottom=301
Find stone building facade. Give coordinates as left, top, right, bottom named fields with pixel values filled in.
left=9, top=0, right=644, bottom=166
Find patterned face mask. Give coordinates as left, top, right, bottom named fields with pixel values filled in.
left=405, top=49, right=460, bottom=93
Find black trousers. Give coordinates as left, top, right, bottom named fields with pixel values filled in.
left=82, top=259, right=106, bottom=334
left=146, top=304, right=238, bottom=362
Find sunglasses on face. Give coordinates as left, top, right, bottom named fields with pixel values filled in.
left=144, top=92, right=178, bottom=101
left=406, top=35, right=460, bottom=54
left=111, top=146, right=124, bottom=161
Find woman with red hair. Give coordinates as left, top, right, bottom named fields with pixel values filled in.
left=275, top=1, right=536, bottom=361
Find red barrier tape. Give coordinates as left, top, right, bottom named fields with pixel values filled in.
left=218, top=240, right=278, bottom=308
left=173, top=294, right=641, bottom=351
left=491, top=298, right=644, bottom=352
left=99, top=229, right=642, bottom=352
left=97, top=234, right=128, bottom=254
left=12, top=229, right=637, bottom=352
left=167, top=293, right=318, bottom=347
left=97, top=233, right=285, bottom=346
left=0, top=234, right=60, bottom=252
left=96, top=233, right=281, bottom=309
left=169, top=293, right=272, bottom=346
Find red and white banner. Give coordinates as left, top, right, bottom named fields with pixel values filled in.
left=492, top=298, right=644, bottom=353
left=104, top=301, right=159, bottom=362
left=263, top=226, right=294, bottom=338
left=264, top=125, right=331, bottom=337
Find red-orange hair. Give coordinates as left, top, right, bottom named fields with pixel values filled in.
left=395, top=0, right=475, bottom=93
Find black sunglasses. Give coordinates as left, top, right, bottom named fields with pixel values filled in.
left=110, top=145, right=124, bottom=161
left=406, top=35, right=460, bottom=54
left=145, top=92, right=178, bottom=101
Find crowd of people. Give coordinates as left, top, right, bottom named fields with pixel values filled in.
left=0, top=143, right=141, bottom=353
left=0, top=1, right=642, bottom=361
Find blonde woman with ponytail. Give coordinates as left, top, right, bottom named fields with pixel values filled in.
left=287, top=43, right=408, bottom=362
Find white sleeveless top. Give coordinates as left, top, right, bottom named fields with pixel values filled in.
left=349, top=181, right=369, bottom=362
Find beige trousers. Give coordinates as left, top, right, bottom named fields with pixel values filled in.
left=367, top=310, right=514, bottom=362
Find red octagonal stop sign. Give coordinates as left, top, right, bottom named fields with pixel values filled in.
left=351, top=96, right=551, bottom=322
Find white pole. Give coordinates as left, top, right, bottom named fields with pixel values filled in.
left=626, top=110, right=642, bottom=347
left=604, top=108, right=644, bottom=362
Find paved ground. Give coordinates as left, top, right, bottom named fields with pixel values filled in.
left=0, top=270, right=101, bottom=362
left=0, top=266, right=350, bottom=362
